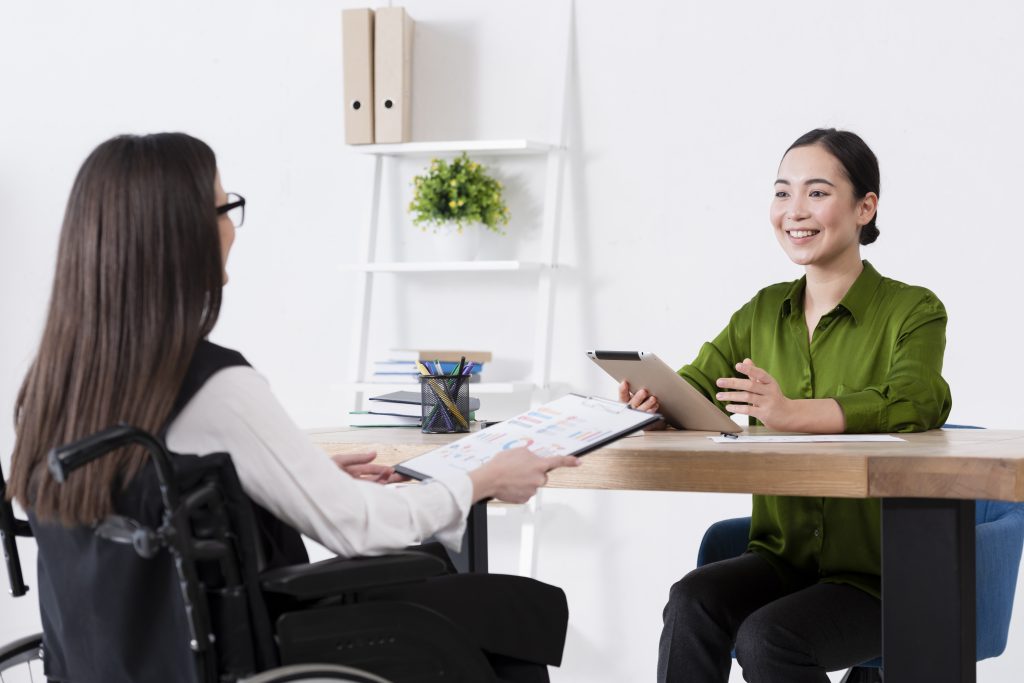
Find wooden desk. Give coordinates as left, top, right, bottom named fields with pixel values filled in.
left=311, top=427, right=1024, bottom=683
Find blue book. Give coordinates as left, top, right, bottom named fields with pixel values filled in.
left=373, top=361, right=483, bottom=375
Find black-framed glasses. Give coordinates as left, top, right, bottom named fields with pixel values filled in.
left=216, top=193, right=246, bottom=228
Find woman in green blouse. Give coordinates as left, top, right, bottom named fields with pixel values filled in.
left=621, top=129, right=952, bottom=683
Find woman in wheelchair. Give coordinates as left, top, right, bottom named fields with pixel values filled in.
left=5, top=133, right=577, bottom=683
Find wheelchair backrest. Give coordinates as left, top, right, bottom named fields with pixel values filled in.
left=31, top=449, right=295, bottom=682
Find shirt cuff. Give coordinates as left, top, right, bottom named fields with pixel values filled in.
left=423, top=470, right=473, bottom=551
left=834, top=391, right=886, bottom=433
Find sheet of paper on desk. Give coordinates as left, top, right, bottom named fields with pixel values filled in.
left=708, top=434, right=906, bottom=444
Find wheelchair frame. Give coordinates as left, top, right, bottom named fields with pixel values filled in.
left=0, top=425, right=498, bottom=683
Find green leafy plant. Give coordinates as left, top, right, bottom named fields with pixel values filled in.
left=408, top=153, right=510, bottom=234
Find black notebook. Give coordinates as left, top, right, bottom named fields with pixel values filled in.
left=369, top=390, right=481, bottom=418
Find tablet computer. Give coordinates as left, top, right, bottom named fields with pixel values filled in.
left=586, top=350, right=741, bottom=433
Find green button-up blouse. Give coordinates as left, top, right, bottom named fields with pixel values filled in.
left=678, top=261, right=952, bottom=598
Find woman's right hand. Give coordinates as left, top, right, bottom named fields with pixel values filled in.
left=469, top=447, right=580, bottom=504
left=618, top=380, right=666, bottom=430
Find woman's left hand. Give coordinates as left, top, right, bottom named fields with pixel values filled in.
left=330, top=451, right=407, bottom=484
left=715, top=358, right=795, bottom=430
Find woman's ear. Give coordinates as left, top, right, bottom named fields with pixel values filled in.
left=858, top=192, right=879, bottom=226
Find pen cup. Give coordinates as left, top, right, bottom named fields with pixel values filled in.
left=420, top=374, right=471, bottom=434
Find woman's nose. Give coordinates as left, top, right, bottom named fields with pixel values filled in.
left=786, top=198, right=809, bottom=221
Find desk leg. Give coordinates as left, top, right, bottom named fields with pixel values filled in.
left=881, top=498, right=975, bottom=682
left=447, top=501, right=489, bottom=574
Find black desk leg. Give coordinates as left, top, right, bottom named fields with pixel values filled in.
left=881, top=498, right=975, bottom=682
left=446, top=501, right=489, bottom=574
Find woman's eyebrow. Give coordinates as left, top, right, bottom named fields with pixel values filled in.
left=773, top=178, right=836, bottom=187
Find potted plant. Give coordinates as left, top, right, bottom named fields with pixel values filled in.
left=408, top=153, right=510, bottom=259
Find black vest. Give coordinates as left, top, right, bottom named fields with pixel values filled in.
left=31, top=341, right=308, bottom=682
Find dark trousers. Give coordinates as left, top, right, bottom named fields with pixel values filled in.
left=362, top=572, right=568, bottom=683
left=658, top=552, right=881, bottom=683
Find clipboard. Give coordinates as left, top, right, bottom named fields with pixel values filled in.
left=587, top=350, right=741, bottom=433
left=395, top=393, right=661, bottom=481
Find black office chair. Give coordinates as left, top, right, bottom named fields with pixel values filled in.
left=0, top=425, right=501, bottom=682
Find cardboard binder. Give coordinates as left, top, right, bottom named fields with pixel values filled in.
left=374, top=7, right=414, bottom=143
left=342, top=8, right=374, bottom=145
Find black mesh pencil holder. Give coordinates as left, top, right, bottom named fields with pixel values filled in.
left=420, top=375, right=471, bottom=434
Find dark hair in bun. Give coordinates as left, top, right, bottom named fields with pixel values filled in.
left=786, top=128, right=880, bottom=245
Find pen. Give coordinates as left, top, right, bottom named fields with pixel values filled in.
left=426, top=402, right=441, bottom=429
left=461, top=361, right=476, bottom=376
left=429, top=399, right=446, bottom=431
left=721, top=432, right=739, bottom=439
left=437, top=392, right=456, bottom=431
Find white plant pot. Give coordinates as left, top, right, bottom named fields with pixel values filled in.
left=429, top=223, right=481, bottom=261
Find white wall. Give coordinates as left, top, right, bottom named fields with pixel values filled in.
left=2, top=1, right=1023, bottom=681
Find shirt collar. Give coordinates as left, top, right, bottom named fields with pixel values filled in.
left=780, top=276, right=806, bottom=319
left=779, top=260, right=883, bottom=324
left=837, top=261, right=882, bottom=324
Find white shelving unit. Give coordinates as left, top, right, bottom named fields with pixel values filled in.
left=343, top=4, right=575, bottom=581
left=349, top=381, right=534, bottom=396
left=354, top=139, right=555, bottom=156
left=344, top=139, right=566, bottom=413
left=340, top=260, right=546, bottom=273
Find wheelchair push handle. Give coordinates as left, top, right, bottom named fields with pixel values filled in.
left=48, top=423, right=139, bottom=482
left=0, top=459, right=31, bottom=597
left=47, top=423, right=174, bottom=485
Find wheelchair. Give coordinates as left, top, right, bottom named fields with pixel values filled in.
left=0, top=425, right=504, bottom=682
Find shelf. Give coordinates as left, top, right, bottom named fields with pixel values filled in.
left=352, top=139, right=558, bottom=157
left=340, top=260, right=548, bottom=273
left=344, top=381, right=535, bottom=395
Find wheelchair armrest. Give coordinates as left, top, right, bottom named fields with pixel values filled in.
left=259, top=550, right=448, bottom=600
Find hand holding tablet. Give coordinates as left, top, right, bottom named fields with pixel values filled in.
left=587, top=350, right=741, bottom=433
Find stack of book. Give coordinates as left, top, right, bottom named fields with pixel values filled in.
left=369, top=349, right=491, bottom=384
left=347, top=390, right=481, bottom=428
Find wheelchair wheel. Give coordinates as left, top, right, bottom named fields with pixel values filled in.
left=0, top=633, right=44, bottom=682
left=241, top=663, right=393, bottom=683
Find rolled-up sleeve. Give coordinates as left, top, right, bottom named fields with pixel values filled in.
left=835, top=294, right=952, bottom=433
left=166, top=367, right=473, bottom=556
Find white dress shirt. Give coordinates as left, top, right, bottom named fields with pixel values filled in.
left=165, top=366, right=472, bottom=556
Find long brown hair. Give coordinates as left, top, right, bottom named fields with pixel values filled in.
left=7, top=133, right=223, bottom=526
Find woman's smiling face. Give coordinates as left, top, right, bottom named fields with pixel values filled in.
left=770, top=144, right=876, bottom=269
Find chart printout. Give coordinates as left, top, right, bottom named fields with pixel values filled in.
left=396, top=394, right=658, bottom=480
